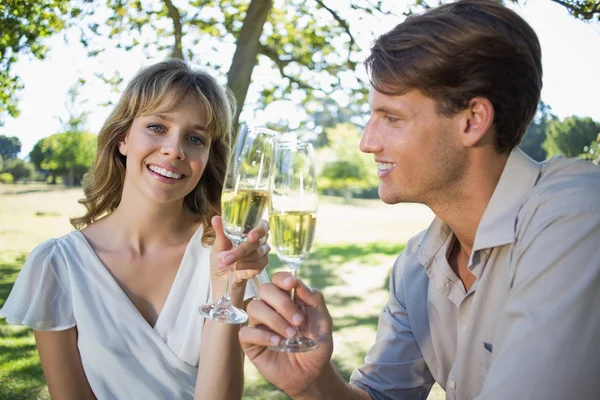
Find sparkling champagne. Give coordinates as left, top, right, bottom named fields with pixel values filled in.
left=222, top=189, right=268, bottom=242
left=270, top=211, right=317, bottom=266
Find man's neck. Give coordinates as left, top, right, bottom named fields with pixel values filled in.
left=430, top=149, right=510, bottom=256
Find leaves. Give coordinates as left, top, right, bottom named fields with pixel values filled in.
left=543, top=116, right=600, bottom=158
left=0, top=0, right=71, bottom=121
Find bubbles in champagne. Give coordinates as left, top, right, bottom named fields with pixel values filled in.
left=222, top=189, right=268, bottom=242
left=269, top=211, right=317, bottom=266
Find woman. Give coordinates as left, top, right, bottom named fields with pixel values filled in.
left=0, top=59, right=269, bottom=399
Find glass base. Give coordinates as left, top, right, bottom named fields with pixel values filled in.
left=268, top=336, right=319, bottom=353
left=199, top=303, right=248, bottom=324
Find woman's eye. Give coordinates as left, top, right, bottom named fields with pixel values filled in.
left=187, top=136, right=204, bottom=145
left=147, top=124, right=165, bottom=133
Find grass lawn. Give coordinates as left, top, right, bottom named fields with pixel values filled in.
left=0, top=184, right=442, bottom=399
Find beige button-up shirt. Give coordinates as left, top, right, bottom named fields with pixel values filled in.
left=350, top=149, right=600, bottom=399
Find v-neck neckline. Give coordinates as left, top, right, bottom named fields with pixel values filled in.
left=73, top=226, right=203, bottom=331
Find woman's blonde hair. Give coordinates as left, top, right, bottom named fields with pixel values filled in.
left=71, top=59, right=235, bottom=245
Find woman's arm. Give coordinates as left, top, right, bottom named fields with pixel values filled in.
left=34, top=328, right=96, bottom=400
left=194, top=216, right=270, bottom=400
left=195, top=281, right=247, bottom=400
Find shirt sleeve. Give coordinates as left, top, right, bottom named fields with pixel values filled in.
left=0, top=239, right=75, bottom=331
left=476, top=205, right=600, bottom=399
left=349, top=251, right=435, bottom=400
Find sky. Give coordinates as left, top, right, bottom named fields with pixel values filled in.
left=3, top=0, right=600, bottom=158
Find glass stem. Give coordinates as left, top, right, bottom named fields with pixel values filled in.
left=289, top=266, right=301, bottom=338
left=216, top=240, right=241, bottom=309
left=290, top=266, right=299, bottom=302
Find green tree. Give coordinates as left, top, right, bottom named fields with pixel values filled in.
left=580, top=133, right=600, bottom=164
left=74, top=0, right=393, bottom=131
left=0, top=0, right=71, bottom=123
left=543, top=116, right=600, bottom=158
left=3, top=157, right=34, bottom=182
left=408, top=1, right=600, bottom=21
left=29, top=131, right=96, bottom=185
left=0, top=135, right=21, bottom=159
left=318, top=123, right=378, bottom=201
left=0, top=154, right=4, bottom=171
left=519, top=101, right=556, bottom=162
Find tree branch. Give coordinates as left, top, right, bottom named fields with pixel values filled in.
left=550, top=0, right=600, bottom=20
left=260, top=47, right=311, bottom=90
left=162, top=0, right=184, bottom=59
left=313, top=0, right=357, bottom=64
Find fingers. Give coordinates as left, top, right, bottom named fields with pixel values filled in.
left=247, top=219, right=269, bottom=243
left=247, top=296, right=300, bottom=339
left=270, top=271, right=329, bottom=316
left=218, top=218, right=270, bottom=267
left=211, top=216, right=231, bottom=254
left=239, top=324, right=281, bottom=350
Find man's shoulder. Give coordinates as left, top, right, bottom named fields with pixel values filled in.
left=528, top=157, right=600, bottom=213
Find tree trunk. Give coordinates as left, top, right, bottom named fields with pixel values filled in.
left=163, top=0, right=184, bottom=59
left=227, top=0, right=273, bottom=134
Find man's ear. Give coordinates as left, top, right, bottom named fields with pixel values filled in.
left=458, top=97, right=495, bottom=148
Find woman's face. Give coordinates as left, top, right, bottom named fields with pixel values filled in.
left=118, top=94, right=212, bottom=206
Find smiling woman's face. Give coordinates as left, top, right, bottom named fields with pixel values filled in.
left=118, top=93, right=212, bottom=206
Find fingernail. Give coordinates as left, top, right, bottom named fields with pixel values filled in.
left=283, top=276, right=294, bottom=287
left=285, top=327, right=296, bottom=338
left=270, top=335, right=280, bottom=344
left=292, top=313, right=304, bottom=325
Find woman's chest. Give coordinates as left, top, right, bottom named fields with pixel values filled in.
left=98, top=246, right=187, bottom=327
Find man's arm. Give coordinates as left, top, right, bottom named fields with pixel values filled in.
left=241, top=248, right=434, bottom=400
left=477, top=207, right=600, bottom=399
left=239, top=272, right=372, bottom=399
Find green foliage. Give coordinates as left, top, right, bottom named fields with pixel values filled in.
left=73, top=0, right=390, bottom=129
left=318, top=123, right=378, bottom=200
left=29, top=131, right=97, bottom=185
left=543, top=116, right=600, bottom=158
left=3, top=158, right=34, bottom=182
left=0, top=135, right=21, bottom=159
left=519, top=101, right=556, bottom=162
left=0, top=172, right=13, bottom=184
left=409, top=1, right=600, bottom=21
left=509, top=0, right=600, bottom=21
left=579, top=133, right=600, bottom=164
left=0, top=1, right=71, bottom=123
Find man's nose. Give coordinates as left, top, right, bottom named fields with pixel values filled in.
left=360, top=118, right=381, bottom=154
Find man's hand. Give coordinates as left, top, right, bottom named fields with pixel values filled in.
left=239, top=272, right=334, bottom=397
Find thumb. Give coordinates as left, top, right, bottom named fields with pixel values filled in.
left=211, top=215, right=232, bottom=253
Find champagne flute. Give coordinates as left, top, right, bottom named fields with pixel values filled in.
left=268, top=136, right=319, bottom=352
left=199, top=125, right=276, bottom=324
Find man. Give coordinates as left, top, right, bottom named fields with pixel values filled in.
left=239, top=0, right=600, bottom=399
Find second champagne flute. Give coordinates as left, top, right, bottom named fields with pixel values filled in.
left=269, top=136, right=319, bottom=352
left=199, top=125, right=276, bottom=324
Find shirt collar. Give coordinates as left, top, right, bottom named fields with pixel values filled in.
left=414, top=148, right=541, bottom=267
left=470, top=147, right=541, bottom=254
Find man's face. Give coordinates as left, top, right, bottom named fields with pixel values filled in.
left=360, top=88, right=467, bottom=205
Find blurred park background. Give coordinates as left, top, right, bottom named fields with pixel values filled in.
left=1, top=0, right=599, bottom=398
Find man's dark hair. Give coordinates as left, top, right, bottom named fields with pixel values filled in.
left=365, top=0, right=542, bottom=153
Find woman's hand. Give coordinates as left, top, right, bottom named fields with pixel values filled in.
left=209, top=215, right=270, bottom=288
